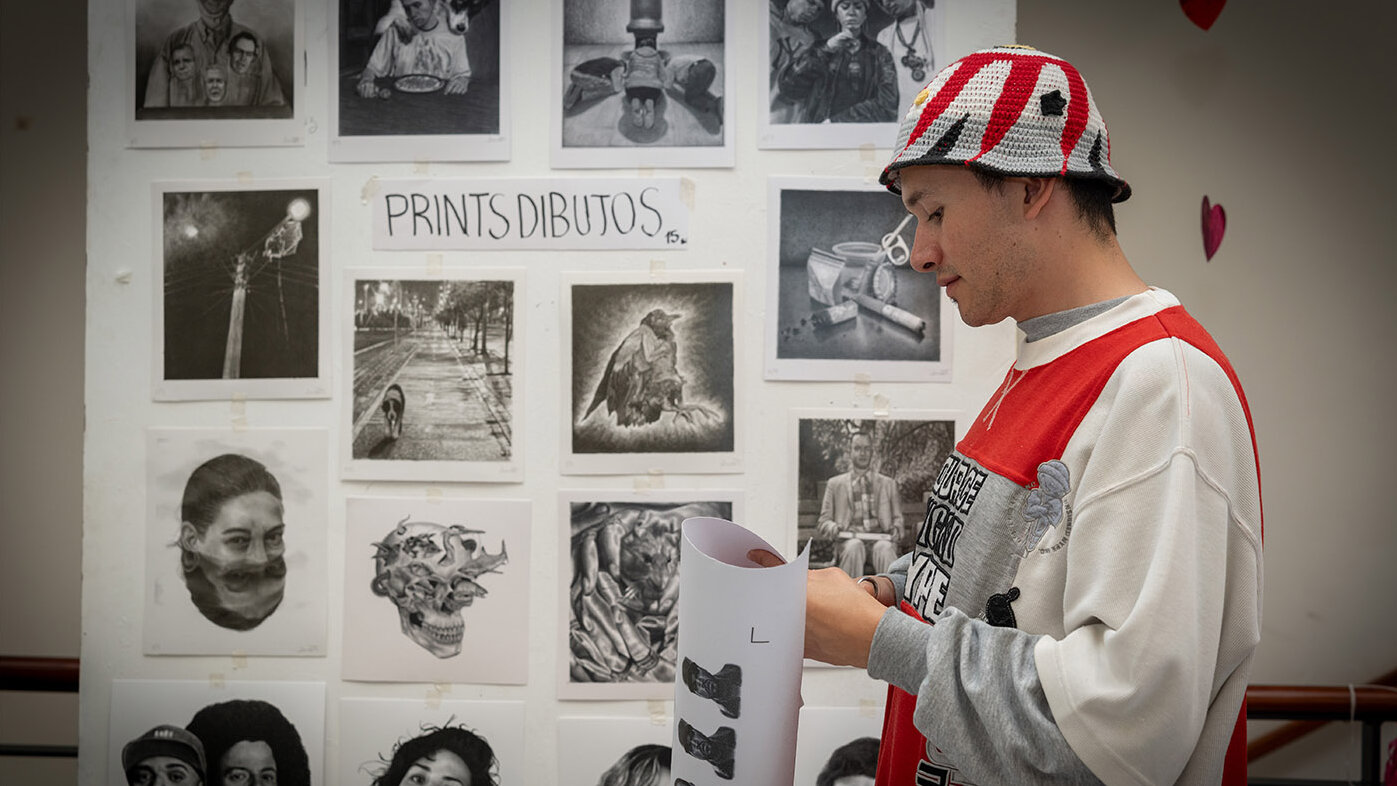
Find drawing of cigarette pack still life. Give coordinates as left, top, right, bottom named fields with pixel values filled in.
left=804, top=214, right=924, bottom=337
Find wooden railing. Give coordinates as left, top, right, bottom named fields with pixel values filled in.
left=2, top=656, right=1393, bottom=779
left=0, top=656, right=80, bottom=759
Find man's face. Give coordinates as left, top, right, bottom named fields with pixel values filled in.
left=849, top=434, right=873, bottom=471
left=183, top=490, right=286, bottom=621
left=128, top=756, right=202, bottom=786
left=171, top=47, right=196, bottom=81
left=834, top=0, right=867, bottom=31
left=231, top=38, right=257, bottom=74
left=877, top=0, right=916, bottom=18
left=218, top=740, right=276, bottom=786
left=197, top=0, right=234, bottom=18
left=785, top=0, right=820, bottom=24
left=203, top=70, right=227, bottom=103
left=402, top=0, right=438, bottom=31
left=900, top=164, right=1035, bottom=327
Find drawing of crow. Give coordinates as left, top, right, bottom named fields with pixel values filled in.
left=584, top=308, right=718, bottom=427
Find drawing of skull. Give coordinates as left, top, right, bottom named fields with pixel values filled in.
left=371, top=518, right=508, bottom=658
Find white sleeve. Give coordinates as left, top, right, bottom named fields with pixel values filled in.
left=1034, top=339, right=1262, bottom=785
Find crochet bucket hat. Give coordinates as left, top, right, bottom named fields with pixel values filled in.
left=880, top=45, right=1130, bottom=202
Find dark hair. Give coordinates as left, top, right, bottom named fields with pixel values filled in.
left=598, top=744, right=671, bottom=786
left=374, top=725, right=499, bottom=786
left=181, top=453, right=282, bottom=535
left=185, top=699, right=311, bottom=786
left=969, top=165, right=1117, bottom=239
left=229, top=31, right=259, bottom=54
left=815, top=737, right=880, bottom=786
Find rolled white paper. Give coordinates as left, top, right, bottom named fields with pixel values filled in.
left=672, top=516, right=810, bottom=785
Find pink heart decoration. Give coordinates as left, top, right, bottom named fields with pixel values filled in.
left=1180, top=0, right=1227, bottom=30
left=1201, top=196, right=1226, bottom=261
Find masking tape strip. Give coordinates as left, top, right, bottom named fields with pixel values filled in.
left=236, top=171, right=253, bottom=184
left=230, top=395, right=247, bottom=430
left=427, top=253, right=443, bottom=275
left=426, top=487, right=443, bottom=501
left=680, top=177, right=696, bottom=210
left=649, top=259, right=665, bottom=276
left=361, top=175, right=380, bottom=205
left=231, top=653, right=247, bottom=670
left=633, top=470, right=665, bottom=490
left=208, top=673, right=226, bottom=689
left=647, top=700, right=668, bottom=725
left=858, top=698, right=880, bottom=718
left=859, top=143, right=876, bottom=162
left=853, top=373, right=871, bottom=397
left=199, top=142, right=218, bottom=160
left=637, top=166, right=654, bottom=178
left=873, top=394, right=891, bottom=417
left=414, top=159, right=430, bottom=174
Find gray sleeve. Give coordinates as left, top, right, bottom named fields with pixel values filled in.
left=882, top=551, right=912, bottom=601
left=867, top=607, right=1104, bottom=784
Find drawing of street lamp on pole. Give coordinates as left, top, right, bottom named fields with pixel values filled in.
left=221, top=197, right=312, bottom=379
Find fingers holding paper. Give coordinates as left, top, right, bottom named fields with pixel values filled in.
left=747, top=549, right=888, bottom=669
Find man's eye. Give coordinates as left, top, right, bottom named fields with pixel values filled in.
left=266, top=531, right=284, bottom=547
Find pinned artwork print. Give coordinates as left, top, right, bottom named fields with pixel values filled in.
left=339, top=697, right=525, bottom=784
left=563, top=271, right=741, bottom=475
left=144, top=428, right=328, bottom=656
left=154, top=181, right=330, bottom=401
left=329, top=0, right=510, bottom=162
left=342, top=268, right=523, bottom=483
left=558, top=492, right=740, bottom=700
left=129, top=0, right=304, bottom=147
left=553, top=0, right=733, bottom=168
left=1202, top=195, right=1226, bottom=261
left=342, top=496, right=530, bottom=684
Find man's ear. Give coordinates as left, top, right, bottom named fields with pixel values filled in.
left=1019, top=177, right=1057, bottom=221
left=179, top=522, right=202, bottom=551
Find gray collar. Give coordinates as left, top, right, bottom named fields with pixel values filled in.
left=1019, top=296, right=1130, bottom=343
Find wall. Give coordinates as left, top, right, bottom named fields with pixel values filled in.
left=0, top=0, right=1376, bottom=783
left=0, top=0, right=85, bottom=781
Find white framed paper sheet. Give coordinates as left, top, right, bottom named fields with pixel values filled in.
left=127, top=0, right=305, bottom=148
left=144, top=427, right=328, bottom=656
left=557, top=716, right=675, bottom=786
left=153, top=179, right=331, bottom=401
left=551, top=0, right=734, bottom=168
left=561, top=269, right=743, bottom=475
left=764, top=176, right=954, bottom=383
left=558, top=490, right=742, bottom=700
left=340, top=267, right=524, bottom=483
left=341, top=495, right=530, bottom=684
left=328, top=0, right=511, bottom=162
left=108, top=679, right=325, bottom=785
left=338, top=697, right=525, bottom=785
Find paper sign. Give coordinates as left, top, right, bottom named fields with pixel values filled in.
left=672, top=517, right=809, bottom=785
left=371, top=178, right=690, bottom=251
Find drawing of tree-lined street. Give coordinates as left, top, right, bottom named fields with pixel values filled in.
left=351, top=278, right=515, bottom=461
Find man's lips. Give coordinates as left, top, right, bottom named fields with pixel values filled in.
left=938, top=274, right=960, bottom=288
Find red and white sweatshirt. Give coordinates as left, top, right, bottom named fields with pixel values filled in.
left=871, top=288, right=1263, bottom=785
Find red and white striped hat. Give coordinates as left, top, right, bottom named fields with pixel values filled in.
left=880, top=45, right=1131, bottom=202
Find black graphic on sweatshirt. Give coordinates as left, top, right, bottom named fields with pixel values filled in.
left=682, top=656, right=742, bottom=718
left=907, top=454, right=986, bottom=615
left=984, top=587, right=1020, bottom=628
left=677, top=718, right=735, bottom=780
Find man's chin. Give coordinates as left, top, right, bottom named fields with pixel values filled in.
left=216, top=579, right=285, bottom=620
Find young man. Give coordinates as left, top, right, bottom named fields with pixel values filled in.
left=357, top=0, right=472, bottom=98
left=122, top=724, right=206, bottom=786
left=752, top=45, right=1262, bottom=784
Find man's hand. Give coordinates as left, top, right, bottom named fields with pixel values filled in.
left=444, top=75, right=471, bottom=95
left=814, top=519, right=840, bottom=541
left=748, top=549, right=886, bottom=669
left=357, top=77, right=379, bottom=99
left=825, top=30, right=859, bottom=53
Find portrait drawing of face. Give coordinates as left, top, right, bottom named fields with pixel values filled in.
left=204, top=67, right=227, bottom=103
left=171, top=45, right=197, bottom=82
left=230, top=33, right=259, bottom=75
left=178, top=454, right=288, bottom=631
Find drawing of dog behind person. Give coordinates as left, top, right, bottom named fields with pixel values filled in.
left=375, top=0, right=491, bottom=41
left=381, top=383, right=405, bottom=440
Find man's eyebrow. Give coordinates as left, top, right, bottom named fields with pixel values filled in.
left=901, top=188, right=929, bottom=211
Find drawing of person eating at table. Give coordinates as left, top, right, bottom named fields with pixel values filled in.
left=357, top=0, right=472, bottom=98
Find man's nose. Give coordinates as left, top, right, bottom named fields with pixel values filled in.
left=910, top=226, right=941, bottom=272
